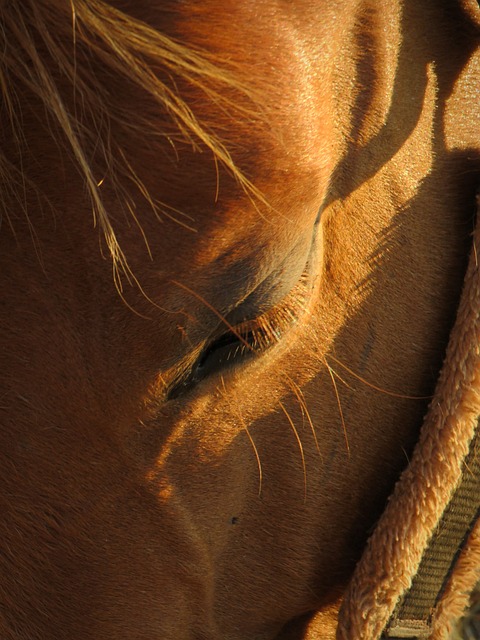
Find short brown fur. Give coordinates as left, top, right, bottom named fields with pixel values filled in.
left=0, top=1, right=479, bottom=638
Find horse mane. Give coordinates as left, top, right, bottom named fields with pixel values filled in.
left=0, top=0, right=258, bottom=281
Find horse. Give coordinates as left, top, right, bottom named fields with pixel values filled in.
left=1, top=1, right=479, bottom=638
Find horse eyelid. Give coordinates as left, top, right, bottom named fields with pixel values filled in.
left=166, top=272, right=310, bottom=400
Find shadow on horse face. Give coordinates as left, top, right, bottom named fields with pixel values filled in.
left=0, top=1, right=479, bottom=639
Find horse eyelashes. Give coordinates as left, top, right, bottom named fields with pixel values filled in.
left=166, top=328, right=261, bottom=400
left=166, top=270, right=311, bottom=401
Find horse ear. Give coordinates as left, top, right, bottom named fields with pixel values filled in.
left=459, top=0, right=480, bottom=30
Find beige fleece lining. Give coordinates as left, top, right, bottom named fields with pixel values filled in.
left=337, top=196, right=480, bottom=640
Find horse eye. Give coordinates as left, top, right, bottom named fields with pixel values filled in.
left=195, top=330, right=256, bottom=378
left=167, top=266, right=311, bottom=400
left=167, top=330, right=256, bottom=400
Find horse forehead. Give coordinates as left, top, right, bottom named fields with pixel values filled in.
left=136, top=0, right=339, bottom=172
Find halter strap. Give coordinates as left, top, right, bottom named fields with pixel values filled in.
left=384, top=428, right=480, bottom=639
left=337, top=195, right=480, bottom=640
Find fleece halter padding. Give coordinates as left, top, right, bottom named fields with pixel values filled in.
left=337, top=195, right=480, bottom=640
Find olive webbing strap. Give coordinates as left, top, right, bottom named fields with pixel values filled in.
left=382, top=422, right=480, bottom=639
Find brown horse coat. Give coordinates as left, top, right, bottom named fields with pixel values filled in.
left=0, top=1, right=479, bottom=638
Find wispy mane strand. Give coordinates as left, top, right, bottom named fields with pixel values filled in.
left=0, top=0, right=260, bottom=283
